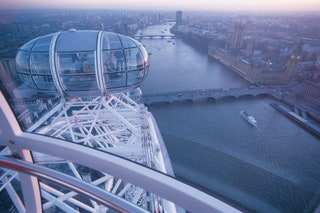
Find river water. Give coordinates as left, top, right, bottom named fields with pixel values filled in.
left=138, top=23, right=320, bottom=213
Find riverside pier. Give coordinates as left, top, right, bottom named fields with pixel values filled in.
left=271, top=103, right=320, bottom=137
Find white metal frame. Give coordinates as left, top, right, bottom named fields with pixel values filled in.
left=0, top=91, right=241, bottom=213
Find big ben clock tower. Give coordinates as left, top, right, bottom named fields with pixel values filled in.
left=286, top=42, right=302, bottom=82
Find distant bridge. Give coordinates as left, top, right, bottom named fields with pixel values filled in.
left=141, top=87, right=281, bottom=105
left=134, top=34, right=176, bottom=39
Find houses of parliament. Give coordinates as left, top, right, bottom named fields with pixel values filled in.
left=208, top=21, right=302, bottom=86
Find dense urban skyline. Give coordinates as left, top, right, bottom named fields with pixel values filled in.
left=1, top=0, right=320, bottom=11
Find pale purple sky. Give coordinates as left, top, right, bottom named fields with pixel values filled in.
left=1, top=0, right=320, bottom=11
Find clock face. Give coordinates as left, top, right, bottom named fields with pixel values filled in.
left=291, top=55, right=295, bottom=59
left=297, top=56, right=301, bottom=59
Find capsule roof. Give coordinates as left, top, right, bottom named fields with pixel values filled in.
left=16, top=30, right=149, bottom=97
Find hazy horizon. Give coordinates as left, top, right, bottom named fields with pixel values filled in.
left=1, top=0, right=320, bottom=12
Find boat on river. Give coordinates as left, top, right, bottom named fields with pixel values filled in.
left=240, top=111, right=257, bottom=126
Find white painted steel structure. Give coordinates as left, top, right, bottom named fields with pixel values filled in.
left=0, top=92, right=241, bottom=213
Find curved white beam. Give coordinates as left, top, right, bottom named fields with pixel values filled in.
left=49, top=31, right=64, bottom=97
left=0, top=155, right=148, bottom=213
left=0, top=93, right=42, bottom=212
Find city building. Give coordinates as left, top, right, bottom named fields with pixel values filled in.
left=301, top=80, right=320, bottom=106
left=208, top=24, right=304, bottom=85
left=175, top=10, right=182, bottom=26
left=230, top=22, right=245, bottom=50
left=285, top=43, right=303, bottom=81
left=208, top=43, right=300, bottom=85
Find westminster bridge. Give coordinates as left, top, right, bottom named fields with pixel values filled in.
left=140, top=87, right=282, bottom=105
left=133, top=34, right=176, bottom=39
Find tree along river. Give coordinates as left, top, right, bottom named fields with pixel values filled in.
left=138, top=23, right=320, bottom=213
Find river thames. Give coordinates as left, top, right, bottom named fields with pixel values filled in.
left=138, top=23, right=320, bottom=213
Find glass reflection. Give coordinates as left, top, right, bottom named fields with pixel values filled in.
left=29, top=53, right=55, bottom=90
left=120, top=35, right=138, bottom=48
left=32, top=35, right=52, bottom=51
left=58, top=52, right=98, bottom=91
left=125, top=48, right=143, bottom=70
left=102, top=32, right=122, bottom=50
left=16, top=51, right=30, bottom=74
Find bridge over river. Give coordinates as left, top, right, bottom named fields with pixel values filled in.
left=134, top=34, right=175, bottom=39
left=140, top=87, right=281, bottom=105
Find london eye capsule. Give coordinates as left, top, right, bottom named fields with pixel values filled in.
left=15, top=30, right=149, bottom=98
